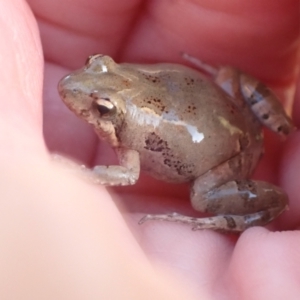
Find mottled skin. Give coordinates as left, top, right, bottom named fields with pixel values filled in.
left=58, top=54, right=294, bottom=232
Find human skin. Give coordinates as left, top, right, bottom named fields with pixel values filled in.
left=1, top=0, right=300, bottom=299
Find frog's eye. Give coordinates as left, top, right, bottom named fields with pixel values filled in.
left=94, top=98, right=116, bottom=117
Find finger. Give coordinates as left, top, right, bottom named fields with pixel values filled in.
left=0, top=0, right=43, bottom=153
left=0, top=2, right=200, bottom=298
left=28, top=0, right=300, bottom=87
left=0, top=152, right=197, bottom=299
left=229, top=228, right=300, bottom=297
left=123, top=0, right=299, bottom=88
left=27, top=0, right=143, bottom=67
left=275, top=68, right=300, bottom=229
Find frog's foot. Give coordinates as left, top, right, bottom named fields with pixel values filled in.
left=138, top=210, right=279, bottom=232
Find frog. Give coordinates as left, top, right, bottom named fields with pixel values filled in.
left=58, top=54, right=295, bottom=232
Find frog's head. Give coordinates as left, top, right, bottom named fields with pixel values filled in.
left=58, top=54, right=132, bottom=146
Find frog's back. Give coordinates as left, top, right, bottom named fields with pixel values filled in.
left=118, top=63, right=260, bottom=183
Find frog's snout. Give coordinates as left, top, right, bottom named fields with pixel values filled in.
left=58, top=74, right=96, bottom=121
left=58, top=75, right=73, bottom=99
left=58, top=75, right=69, bottom=100
left=58, top=74, right=81, bottom=108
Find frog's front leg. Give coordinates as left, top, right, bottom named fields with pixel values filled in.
left=83, top=148, right=140, bottom=186
left=140, top=156, right=288, bottom=232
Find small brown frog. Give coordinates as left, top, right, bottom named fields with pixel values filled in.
left=58, top=54, right=294, bottom=232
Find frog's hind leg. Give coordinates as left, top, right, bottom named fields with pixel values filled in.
left=139, top=179, right=288, bottom=233
left=216, top=68, right=295, bottom=136
left=237, top=73, right=295, bottom=136
left=139, top=155, right=288, bottom=232
left=188, top=179, right=288, bottom=232
left=182, top=53, right=295, bottom=136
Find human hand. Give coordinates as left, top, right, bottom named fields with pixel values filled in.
left=2, top=0, right=300, bottom=299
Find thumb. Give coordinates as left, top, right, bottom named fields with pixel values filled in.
left=0, top=0, right=43, bottom=146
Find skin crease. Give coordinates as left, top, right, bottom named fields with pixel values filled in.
left=0, top=0, right=299, bottom=299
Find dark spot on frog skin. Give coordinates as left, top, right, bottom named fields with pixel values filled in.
left=236, top=180, right=256, bottom=191
left=178, top=163, right=194, bottom=175
left=235, top=180, right=258, bottom=201
left=122, top=79, right=131, bottom=87
left=226, top=102, right=237, bottom=114
left=71, top=88, right=79, bottom=95
left=185, top=104, right=197, bottom=115
left=140, top=73, right=161, bottom=84
left=184, top=77, right=195, bottom=86
left=143, top=96, right=166, bottom=113
left=248, top=83, right=268, bottom=105
left=249, top=97, right=258, bottom=105
left=223, top=216, right=236, bottom=229
left=277, top=125, right=289, bottom=135
left=163, top=158, right=172, bottom=166
left=144, top=132, right=170, bottom=152
left=262, top=113, right=269, bottom=120
left=89, top=92, right=98, bottom=99
left=144, top=132, right=195, bottom=177
left=164, top=159, right=195, bottom=177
